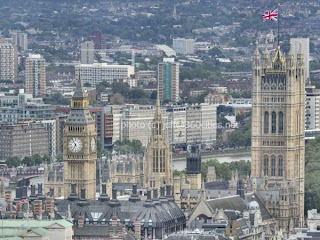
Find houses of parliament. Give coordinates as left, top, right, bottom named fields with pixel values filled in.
left=44, top=41, right=306, bottom=236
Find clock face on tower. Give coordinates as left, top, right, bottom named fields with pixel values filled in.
left=91, top=138, right=96, bottom=152
left=68, top=137, right=83, bottom=153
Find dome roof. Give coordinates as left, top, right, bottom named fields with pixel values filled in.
left=248, top=196, right=260, bottom=211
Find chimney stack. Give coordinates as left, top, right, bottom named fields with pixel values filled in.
left=68, top=184, right=79, bottom=201
left=98, top=183, right=110, bottom=202
left=33, top=200, right=43, bottom=220
left=129, top=184, right=140, bottom=202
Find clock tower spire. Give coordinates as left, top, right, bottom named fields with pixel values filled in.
left=63, top=71, right=97, bottom=199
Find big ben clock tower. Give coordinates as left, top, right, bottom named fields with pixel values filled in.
left=63, top=75, right=97, bottom=199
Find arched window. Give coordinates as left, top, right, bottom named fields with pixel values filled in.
left=278, top=156, right=283, bottom=177
left=271, top=155, right=276, bottom=176
left=264, top=112, right=269, bottom=133
left=272, top=112, right=277, bottom=133
left=279, top=112, right=283, bottom=134
left=264, top=155, right=269, bottom=176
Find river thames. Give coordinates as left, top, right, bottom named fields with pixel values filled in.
left=173, top=154, right=251, bottom=171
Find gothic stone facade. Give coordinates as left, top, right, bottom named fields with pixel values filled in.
left=63, top=78, right=97, bottom=199
left=251, top=43, right=305, bottom=228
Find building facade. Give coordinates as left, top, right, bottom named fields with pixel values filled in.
left=251, top=43, right=305, bottom=228
left=76, top=63, right=134, bottom=87
left=158, top=58, right=179, bottom=103
left=63, top=77, right=97, bottom=199
left=80, top=41, right=94, bottom=64
left=0, top=122, right=49, bottom=160
left=144, top=96, right=173, bottom=190
left=173, top=38, right=195, bottom=55
left=0, top=39, right=18, bottom=82
left=12, top=31, right=28, bottom=51
left=25, top=54, right=46, bottom=97
left=305, top=85, right=320, bottom=130
left=290, top=38, right=309, bottom=79
left=166, top=105, right=187, bottom=147
left=186, top=103, right=216, bottom=147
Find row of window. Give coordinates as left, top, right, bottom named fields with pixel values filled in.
left=264, top=111, right=284, bottom=134
left=264, top=155, right=283, bottom=177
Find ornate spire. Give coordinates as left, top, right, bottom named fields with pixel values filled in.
left=253, top=40, right=261, bottom=69
left=297, top=41, right=304, bottom=68
left=272, top=46, right=286, bottom=70
left=263, top=40, right=271, bottom=70
left=73, top=65, right=86, bottom=99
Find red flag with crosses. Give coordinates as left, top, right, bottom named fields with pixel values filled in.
left=263, top=9, right=278, bottom=22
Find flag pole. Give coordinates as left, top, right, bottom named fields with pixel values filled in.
left=277, top=3, right=280, bottom=47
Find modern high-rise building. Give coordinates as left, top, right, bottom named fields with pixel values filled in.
left=63, top=76, right=97, bottom=199
left=144, top=93, right=172, bottom=190
left=251, top=43, right=305, bottom=229
left=305, top=85, right=320, bottom=130
left=166, top=105, right=187, bottom=147
left=25, top=54, right=46, bottom=97
left=12, top=31, right=28, bottom=51
left=88, top=31, right=106, bottom=49
left=290, top=38, right=309, bottom=79
left=40, top=119, right=57, bottom=158
left=0, top=39, right=18, bottom=82
left=80, top=41, right=94, bottom=64
left=173, top=38, right=195, bottom=55
left=158, top=58, right=179, bottom=103
left=75, top=63, right=134, bottom=87
left=0, top=122, right=49, bottom=161
left=186, top=103, right=216, bottom=147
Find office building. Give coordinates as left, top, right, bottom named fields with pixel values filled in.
left=0, top=39, right=18, bottom=82
left=12, top=31, right=28, bottom=51
left=0, top=103, right=55, bottom=125
left=88, top=31, right=106, bottom=49
left=0, top=122, right=49, bottom=160
left=75, top=63, right=134, bottom=87
left=305, top=86, right=320, bottom=130
left=80, top=40, right=94, bottom=64
left=0, top=89, right=42, bottom=107
left=173, top=38, right=195, bottom=55
left=25, top=54, right=46, bottom=97
left=40, top=119, right=57, bottom=158
left=186, top=103, right=216, bottom=147
left=166, top=105, right=187, bottom=147
left=251, top=43, right=305, bottom=230
left=158, top=58, right=179, bottom=103
left=120, top=105, right=158, bottom=147
left=290, top=38, right=310, bottom=79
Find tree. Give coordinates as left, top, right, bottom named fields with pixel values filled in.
left=22, top=156, right=34, bottom=166
left=305, top=136, right=320, bottom=213
left=201, top=159, right=251, bottom=181
left=84, top=82, right=91, bottom=87
left=42, top=155, right=51, bottom=164
left=32, top=154, right=43, bottom=165
left=5, top=156, right=21, bottom=167
left=208, top=47, right=222, bottom=57
left=111, top=82, right=130, bottom=96
left=113, top=140, right=146, bottom=154
left=56, top=154, right=63, bottom=162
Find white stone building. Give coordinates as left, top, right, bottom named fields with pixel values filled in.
left=173, top=38, right=195, bottom=55
left=76, top=63, right=134, bottom=87
left=80, top=40, right=94, bottom=64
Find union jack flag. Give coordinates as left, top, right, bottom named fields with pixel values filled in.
left=21, top=199, right=28, bottom=204
left=263, top=9, right=278, bottom=22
